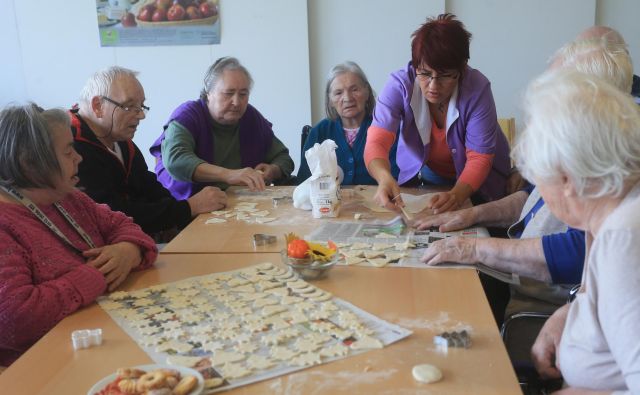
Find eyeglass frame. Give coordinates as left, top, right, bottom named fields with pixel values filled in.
left=415, top=70, right=459, bottom=85
left=101, top=96, right=150, bottom=115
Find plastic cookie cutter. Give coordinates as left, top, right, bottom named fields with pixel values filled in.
left=71, top=328, right=103, bottom=350
left=433, top=330, right=471, bottom=349
left=253, top=233, right=277, bottom=247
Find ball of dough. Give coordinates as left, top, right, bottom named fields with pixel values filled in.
left=412, top=364, right=443, bottom=383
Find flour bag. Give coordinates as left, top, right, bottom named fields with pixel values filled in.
left=305, top=139, right=341, bottom=218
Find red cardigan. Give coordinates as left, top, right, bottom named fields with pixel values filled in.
left=0, top=190, right=157, bottom=366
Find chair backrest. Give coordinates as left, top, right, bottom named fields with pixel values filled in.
left=498, top=117, right=516, bottom=148
left=300, top=125, right=311, bottom=153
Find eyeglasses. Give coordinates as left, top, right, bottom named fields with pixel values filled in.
left=101, top=96, right=149, bottom=115
left=415, top=71, right=459, bottom=85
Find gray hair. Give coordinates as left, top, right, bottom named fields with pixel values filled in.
left=79, top=66, right=139, bottom=105
left=0, top=104, right=70, bottom=189
left=325, top=61, right=375, bottom=120
left=551, top=37, right=633, bottom=93
left=513, top=70, right=640, bottom=199
left=200, top=57, right=254, bottom=101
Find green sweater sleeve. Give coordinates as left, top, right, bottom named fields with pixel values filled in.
left=161, top=121, right=206, bottom=182
left=265, top=135, right=295, bottom=180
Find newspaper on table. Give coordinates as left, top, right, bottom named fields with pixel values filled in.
left=306, top=217, right=520, bottom=285
left=98, top=262, right=411, bottom=393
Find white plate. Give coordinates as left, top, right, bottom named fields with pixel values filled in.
left=87, top=364, right=205, bottom=395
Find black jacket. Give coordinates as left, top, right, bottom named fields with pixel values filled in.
left=70, top=109, right=192, bottom=235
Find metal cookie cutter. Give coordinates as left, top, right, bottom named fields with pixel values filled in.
left=433, top=330, right=471, bottom=349
left=72, top=328, right=103, bottom=350
left=253, top=233, right=277, bottom=247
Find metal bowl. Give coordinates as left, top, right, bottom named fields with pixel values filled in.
left=280, top=250, right=340, bottom=280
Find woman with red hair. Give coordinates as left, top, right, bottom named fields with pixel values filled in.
left=365, top=14, right=510, bottom=214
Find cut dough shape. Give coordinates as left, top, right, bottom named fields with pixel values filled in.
left=205, top=217, right=227, bottom=224
left=266, top=287, right=290, bottom=297
left=374, top=233, right=397, bottom=239
left=224, top=212, right=237, bottom=218
left=412, top=364, right=443, bottom=384
left=286, top=280, right=309, bottom=289
left=293, top=338, right=322, bottom=353
left=210, top=210, right=230, bottom=215
left=362, top=192, right=434, bottom=214
left=250, top=210, right=270, bottom=217
left=204, top=378, right=225, bottom=389
left=261, top=305, right=288, bottom=317
left=364, top=251, right=385, bottom=259
left=350, top=242, right=371, bottom=250
left=371, top=243, right=394, bottom=251
left=350, top=336, right=384, bottom=350
left=211, top=350, right=246, bottom=365
left=253, top=297, right=279, bottom=308
left=246, top=354, right=276, bottom=370
left=166, top=355, right=203, bottom=368
left=368, top=258, right=390, bottom=268
left=320, top=343, right=349, bottom=358
left=290, top=352, right=322, bottom=367
left=255, top=217, right=277, bottom=224
left=280, top=295, right=303, bottom=304
left=235, top=342, right=258, bottom=354
left=220, top=363, right=252, bottom=379
left=345, top=256, right=366, bottom=266
left=341, top=250, right=365, bottom=258
left=270, top=346, right=299, bottom=361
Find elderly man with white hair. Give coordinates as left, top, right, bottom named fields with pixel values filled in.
left=522, top=70, right=640, bottom=394
left=71, top=66, right=227, bottom=241
left=413, top=27, right=634, bottom=322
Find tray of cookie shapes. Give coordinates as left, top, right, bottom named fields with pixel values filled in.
left=96, top=262, right=412, bottom=393
left=88, top=364, right=204, bottom=395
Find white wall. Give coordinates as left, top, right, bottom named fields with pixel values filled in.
left=1, top=0, right=311, bottom=172
left=307, top=0, right=443, bottom=126
left=448, top=0, right=595, bottom=132
left=2, top=0, right=639, bottom=172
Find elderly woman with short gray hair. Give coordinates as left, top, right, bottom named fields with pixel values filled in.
left=296, top=61, right=399, bottom=185
left=0, top=104, right=156, bottom=366
left=517, top=70, right=640, bottom=394
left=151, top=57, right=294, bottom=198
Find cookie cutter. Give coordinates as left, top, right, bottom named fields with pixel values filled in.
left=71, top=328, right=103, bottom=350
left=272, top=196, right=292, bottom=208
left=253, top=233, right=277, bottom=247
left=433, top=330, right=471, bottom=349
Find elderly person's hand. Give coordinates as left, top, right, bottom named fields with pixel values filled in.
left=83, top=242, right=143, bottom=291
left=531, top=303, right=569, bottom=380
left=187, top=186, right=227, bottom=215
left=373, top=174, right=403, bottom=212
left=223, top=167, right=266, bottom=191
left=255, top=163, right=281, bottom=184
left=413, top=207, right=476, bottom=232
left=420, top=236, right=478, bottom=265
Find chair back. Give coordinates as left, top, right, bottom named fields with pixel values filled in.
left=301, top=125, right=311, bottom=153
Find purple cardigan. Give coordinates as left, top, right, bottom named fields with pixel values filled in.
left=150, top=99, right=273, bottom=199
left=372, top=63, right=510, bottom=201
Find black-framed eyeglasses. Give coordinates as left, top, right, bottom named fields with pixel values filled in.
left=101, top=96, right=150, bottom=115
left=415, top=71, right=459, bottom=85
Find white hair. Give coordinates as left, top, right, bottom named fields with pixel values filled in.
left=550, top=37, right=633, bottom=93
left=513, top=70, right=640, bottom=198
left=79, top=66, right=139, bottom=104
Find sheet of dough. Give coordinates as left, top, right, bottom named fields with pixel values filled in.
left=360, top=192, right=435, bottom=214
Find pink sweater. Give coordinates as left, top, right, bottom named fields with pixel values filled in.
left=0, top=190, right=157, bottom=366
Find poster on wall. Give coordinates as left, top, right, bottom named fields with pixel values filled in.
left=96, top=0, right=220, bottom=47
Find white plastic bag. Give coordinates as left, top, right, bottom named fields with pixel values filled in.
left=304, top=140, right=341, bottom=218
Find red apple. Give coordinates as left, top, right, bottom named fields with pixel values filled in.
left=185, top=5, right=202, bottom=19
left=121, top=12, right=137, bottom=27
left=152, top=8, right=167, bottom=22
left=199, top=2, right=217, bottom=18
left=174, top=0, right=192, bottom=8
left=167, top=4, right=185, bottom=21
left=155, top=0, right=173, bottom=10
left=137, top=4, right=155, bottom=21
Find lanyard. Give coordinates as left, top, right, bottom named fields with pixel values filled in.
left=0, top=185, right=96, bottom=253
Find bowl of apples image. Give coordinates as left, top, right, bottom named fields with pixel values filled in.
left=134, top=0, right=219, bottom=27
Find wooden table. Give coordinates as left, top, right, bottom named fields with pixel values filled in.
left=0, top=254, right=520, bottom=394
left=162, top=185, right=436, bottom=254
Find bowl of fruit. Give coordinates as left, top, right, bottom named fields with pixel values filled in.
left=281, top=233, right=341, bottom=280
left=135, top=0, right=219, bottom=27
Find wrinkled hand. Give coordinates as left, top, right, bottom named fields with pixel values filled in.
left=427, top=191, right=461, bottom=214
left=224, top=167, right=266, bottom=191
left=373, top=176, right=402, bottom=212
left=506, top=169, right=527, bottom=195
left=188, top=186, right=227, bottom=215
left=412, top=208, right=476, bottom=232
left=532, top=304, right=569, bottom=380
left=83, top=242, right=142, bottom=292
left=255, top=163, right=281, bottom=184
left=421, top=236, right=478, bottom=265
